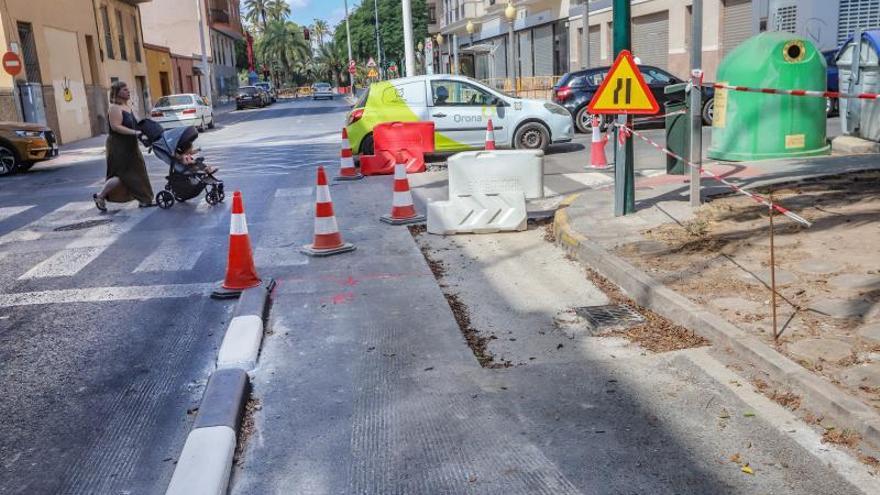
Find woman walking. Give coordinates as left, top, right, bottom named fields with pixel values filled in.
left=93, top=81, right=155, bottom=211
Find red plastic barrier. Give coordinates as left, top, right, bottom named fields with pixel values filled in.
left=360, top=121, right=435, bottom=175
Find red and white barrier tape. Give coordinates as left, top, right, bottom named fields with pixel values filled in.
left=615, top=123, right=812, bottom=227
left=712, top=82, right=880, bottom=101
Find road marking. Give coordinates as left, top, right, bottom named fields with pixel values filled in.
left=0, top=202, right=93, bottom=245
left=0, top=205, right=34, bottom=223
left=134, top=243, right=204, bottom=273
left=0, top=282, right=216, bottom=307
left=274, top=187, right=313, bottom=198
left=19, top=247, right=105, bottom=279
left=561, top=172, right=614, bottom=188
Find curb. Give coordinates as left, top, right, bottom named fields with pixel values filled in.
left=165, top=279, right=275, bottom=495
left=553, top=196, right=880, bottom=451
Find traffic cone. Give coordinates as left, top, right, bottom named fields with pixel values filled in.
left=212, top=191, right=260, bottom=299
left=380, top=163, right=426, bottom=225
left=589, top=115, right=610, bottom=169
left=485, top=118, right=496, bottom=150
left=335, top=127, right=363, bottom=181
left=301, top=166, right=356, bottom=256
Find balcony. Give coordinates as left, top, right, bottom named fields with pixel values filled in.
left=210, top=8, right=230, bottom=24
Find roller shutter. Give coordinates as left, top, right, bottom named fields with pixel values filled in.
left=838, top=0, right=880, bottom=46
left=518, top=31, right=533, bottom=77
left=588, top=25, right=600, bottom=68
left=722, top=0, right=753, bottom=58
left=493, top=38, right=508, bottom=79
left=632, top=11, right=669, bottom=70
left=533, top=24, right=554, bottom=76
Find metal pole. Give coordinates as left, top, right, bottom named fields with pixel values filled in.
left=612, top=0, right=633, bottom=216
left=582, top=2, right=590, bottom=69
left=344, top=0, right=355, bottom=91
left=402, top=0, right=416, bottom=77
left=453, top=34, right=459, bottom=75
left=373, top=0, right=383, bottom=79
left=196, top=0, right=212, bottom=102
left=846, top=28, right=861, bottom=135
left=769, top=197, right=778, bottom=341
left=508, top=20, right=515, bottom=91
left=689, top=0, right=703, bottom=207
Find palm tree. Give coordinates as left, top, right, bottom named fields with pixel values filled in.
left=266, top=0, right=291, bottom=22
left=312, top=19, right=329, bottom=48
left=316, top=39, right=345, bottom=86
left=257, top=20, right=311, bottom=85
left=243, top=0, right=270, bottom=31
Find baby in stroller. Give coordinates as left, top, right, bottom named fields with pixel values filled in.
left=138, top=119, right=225, bottom=209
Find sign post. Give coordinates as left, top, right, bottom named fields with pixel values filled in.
left=425, top=38, right=434, bottom=75
left=348, top=59, right=357, bottom=75
left=612, top=0, right=633, bottom=216
left=3, top=51, right=23, bottom=122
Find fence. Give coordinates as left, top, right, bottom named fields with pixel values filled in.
left=480, top=76, right=562, bottom=100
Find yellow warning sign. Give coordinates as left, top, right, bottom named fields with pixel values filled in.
left=367, top=68, right=378, bottom=79
left=587, top=50, right=659, bottom=115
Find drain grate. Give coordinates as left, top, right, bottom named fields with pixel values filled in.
left=574, top=304, right=645, bottom=330
left=54, top=218, right=113, bottom=232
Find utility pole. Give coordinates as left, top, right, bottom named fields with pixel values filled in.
left=373, top=0, right=384, bottom=79
left=452, top=34, right=459, bottom=75
left=344, top=0, right=355, bottom=91
left=581, top=1, right=590, bottom=69
left=689, top=0, right=703, bottom=207
left=612, top=0, right=634, bottom=216
left=196, top=0, right=212, bottom=103
left=402, top=0, right=416, bottom=77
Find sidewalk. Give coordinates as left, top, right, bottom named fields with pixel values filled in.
left=554, top=152, right=880, bottom=451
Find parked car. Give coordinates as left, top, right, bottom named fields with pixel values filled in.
left=257, top=86, right=273, bottom=106
left=0, top=121, right=59, bottom=176
left=312, top=82, right=334, bottom=100
left=346, top=75, right=573, bottom=154
left=823, top=49, right=839, bottom=116
left=552, top=65, right=716, bottom=133
left=150, top=94, right=214, bottom=132
left=255, top=81, right=277, bottom=103
left=236, top=86, right=265, bottom=110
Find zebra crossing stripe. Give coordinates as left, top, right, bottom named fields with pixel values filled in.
left=0, top=283, right=216, bottom=308
left=0, top=205, right=34, bottom=223
left=134, top=243, right=204, bottom=273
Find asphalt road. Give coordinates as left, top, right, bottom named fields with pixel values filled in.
left=0, top=97, right=348, bottom=493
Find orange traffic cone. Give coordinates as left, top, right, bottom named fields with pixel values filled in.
left=589, top=115, right=610, bottom=169
left=301, top=166, right=356, bottom=256
left=485, top=118, right=496, bottom=150
left=335, top=127, right=363, bottom=181
left=380, top=163, right=425, bottom=225
left=212, top=191, right=260, bottom=299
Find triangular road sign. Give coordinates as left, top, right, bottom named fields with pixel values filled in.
left=587, top=50, right=659, bottom=115
left=367, top=57, right=377, bottom=68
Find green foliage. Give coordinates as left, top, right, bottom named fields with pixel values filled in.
left=255, top=19, right=311, bottom=85
left=332, top=0, right=428, bottom=68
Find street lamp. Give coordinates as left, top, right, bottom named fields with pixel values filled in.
left=505, top=2, right=517, bottom=92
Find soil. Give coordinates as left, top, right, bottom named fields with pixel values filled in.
left=234, top=397, right=261, bottom=466
left=614, top=171, right=880, bottom=408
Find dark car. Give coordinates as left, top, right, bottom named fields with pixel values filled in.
left=236, top=86, right=264, bottom=110
left=552, top=65, right=715, bottom=133
left=823, top=50, right=839, bottom=116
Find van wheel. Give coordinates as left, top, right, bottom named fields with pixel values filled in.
left=360, top=134, right=374, bottom=155
left=514, top=122, right=550, bottom=151
left=0, top=145, right=20, bottom=176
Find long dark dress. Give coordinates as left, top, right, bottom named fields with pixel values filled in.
left=105, top=108, right=154, bottom=204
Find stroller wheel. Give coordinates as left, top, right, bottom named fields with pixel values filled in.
left=205, top=190, right=220, bottom=206
left=157, top=190, right=174, bottom=209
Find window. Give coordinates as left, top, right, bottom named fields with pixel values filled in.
left=17, top=22, right=41, bottom=82
left=115, top=10, right=127, bottom=61
left=430, top=80, right=497, bottom=106
left=428, top=5, right=436, bottom=24
left=644, top=68, right=675, bottom=84
left=100, top=6, right=114, bottom=59
left=131, top=15, right=142, bottom=62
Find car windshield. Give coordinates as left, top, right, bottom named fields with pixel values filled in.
left=256, top=83, right=270, bottom=89
left=239, top=87, right=257, bottom=95
left=155, top=95, right=193, bottom=107
left=314, top=84, right=330, bottom=90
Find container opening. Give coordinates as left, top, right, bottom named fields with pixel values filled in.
left=787, top=44, right=802, bottom=60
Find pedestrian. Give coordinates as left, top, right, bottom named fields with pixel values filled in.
left=93, top=80, right=155, bottom=211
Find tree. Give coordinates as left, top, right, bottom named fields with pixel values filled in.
left=243, top=0, right=270, bottom=31
left=266, top=0, right=291, bottom=22
left=316, top=38, right=346, bottom=86
left=331, top=0, right=428, bottom=72
left=256, top=19, right=311, bottom=86
left=312, top=19, right=329, bottom=48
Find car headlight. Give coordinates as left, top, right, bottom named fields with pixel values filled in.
left=15, top=130, right=42, bottom=138
left=543, top=102, right=570, bottom=117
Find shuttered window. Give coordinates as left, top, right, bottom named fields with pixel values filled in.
left=518, top=31, right=533, bottom=77
left=838, top=0, right=880, bottom=46
left=533, top=24, right=554, bottom=76
left=17, top=22, right=41, bottom=82
left=494, top=38, right=507, bottom=79
left=632, top=11, right=669, bottom=69
left=589, top=26, right=601, bottom=68
left=722, top=0, right=753, bottom=58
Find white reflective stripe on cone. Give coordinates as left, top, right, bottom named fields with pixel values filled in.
left=316, top=185, right=332, bottom=203
left=393, top=164, right=407, bottom=179
left=340, top=156, right=354, bottom=168
left=314, top=215, right=339, bottom=235
left=230, top=214, right=248, bottom=235
left=592, top=125, right=601, bottom=141
left=392, top=190, right=414, bottom=207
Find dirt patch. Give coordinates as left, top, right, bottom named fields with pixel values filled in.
left=582, top=267, right=708, bottom=353
left=821, top=427, right=862, bottom=449
left=234, top=397, right=261, bottom=466
left=615, top=170, right=880, bottom=407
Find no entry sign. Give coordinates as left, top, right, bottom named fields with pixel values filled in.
left=2, top=52, right=21, bottom=77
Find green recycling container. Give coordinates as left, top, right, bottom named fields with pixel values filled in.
left=664, top=82, right=689, bottom=175
left=708, top=32, right=830, bottom=161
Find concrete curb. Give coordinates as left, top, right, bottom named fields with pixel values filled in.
left=553, top=196, right=880, bottom=451
left=165, top=279, right=274, bottom=495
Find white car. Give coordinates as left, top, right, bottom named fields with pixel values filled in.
left=346, top=75, right=574, bottom=153
left=312, top=83, right=334, bottom=100
left=150, top=94, right=214, bottom=132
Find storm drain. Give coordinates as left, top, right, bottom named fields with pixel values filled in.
left=554, top=304, right=645, bottom=337
left=54, top=218, right=113, bottom=232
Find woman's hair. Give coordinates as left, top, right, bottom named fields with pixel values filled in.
left=109, top=81, right=128, bottom=105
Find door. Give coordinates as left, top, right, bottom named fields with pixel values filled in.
left=429, top=79, right=509, bottom=149
left=42, top=27, right=90, bottom=143
left=135, top=76, right=148, bottom=118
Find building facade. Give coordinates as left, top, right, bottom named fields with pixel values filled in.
left=144, top=43, right=173, bottom=105
left=207, top=0, right=242, bottom=102
left=92, top=0, right=152, bottom=118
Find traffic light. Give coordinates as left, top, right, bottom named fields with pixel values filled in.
left=303, top=27, right=310, bottom=41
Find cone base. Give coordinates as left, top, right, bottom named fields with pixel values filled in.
left=334, top=173, right=364, bottom=181
left=380, top=213, right=426, bottom=225
left=300, top=242, right=356, bottom=257
left=586, top=164, right=614, bottom=170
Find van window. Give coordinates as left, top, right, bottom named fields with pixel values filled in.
left=431, top=80, right=497, bottom=106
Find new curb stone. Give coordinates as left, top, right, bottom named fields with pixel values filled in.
left=553, top=194, right=880, bottom=451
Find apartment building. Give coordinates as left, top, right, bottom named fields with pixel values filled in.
left=92, top=0, right=151, bottom=117
left=207, top=0, right=243, bottom=101
left=140, top=0, right=211, bottom=100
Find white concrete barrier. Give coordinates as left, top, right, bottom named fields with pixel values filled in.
left=448, top=150, right=544, bottom=200
left=427, top=192, right=527, bottom=234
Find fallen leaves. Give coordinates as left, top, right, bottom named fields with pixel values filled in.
left=821, top=427, right=861, bottom=449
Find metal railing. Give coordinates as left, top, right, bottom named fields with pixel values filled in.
left=481, top=76, right=563, bottom=100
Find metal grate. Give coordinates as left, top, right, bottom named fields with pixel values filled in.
left=774, top=5, right=798, bottom=34
left=54, top=219, right=112, bottom=232
left=574, top=304, right=645, bottom=330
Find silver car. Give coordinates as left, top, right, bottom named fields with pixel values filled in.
left=150, top=94, right=215, bottom=132
left=312, top=83, right=334, bottom=100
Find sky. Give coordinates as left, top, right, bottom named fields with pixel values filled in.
left=287, top=0, right=349, bottom=31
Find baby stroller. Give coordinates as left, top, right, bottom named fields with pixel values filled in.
left=138, top=119, right=225, bottom=209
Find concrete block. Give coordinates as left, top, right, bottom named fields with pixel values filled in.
left=831, top=135, right=880, bottom=154
left=165, top=426, right=236, bottom=495
left=427, top=192, right=527, bottom=235
left=217, top=315, right=263, bottom=370
left=235, top=280, right=273, bottom=320
left=448, top=150, right=544, bottom=200
left=193, top=368, right=249, bottom=430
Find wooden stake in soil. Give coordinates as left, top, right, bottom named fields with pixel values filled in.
left=769, top=196, right=778, bottom=341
